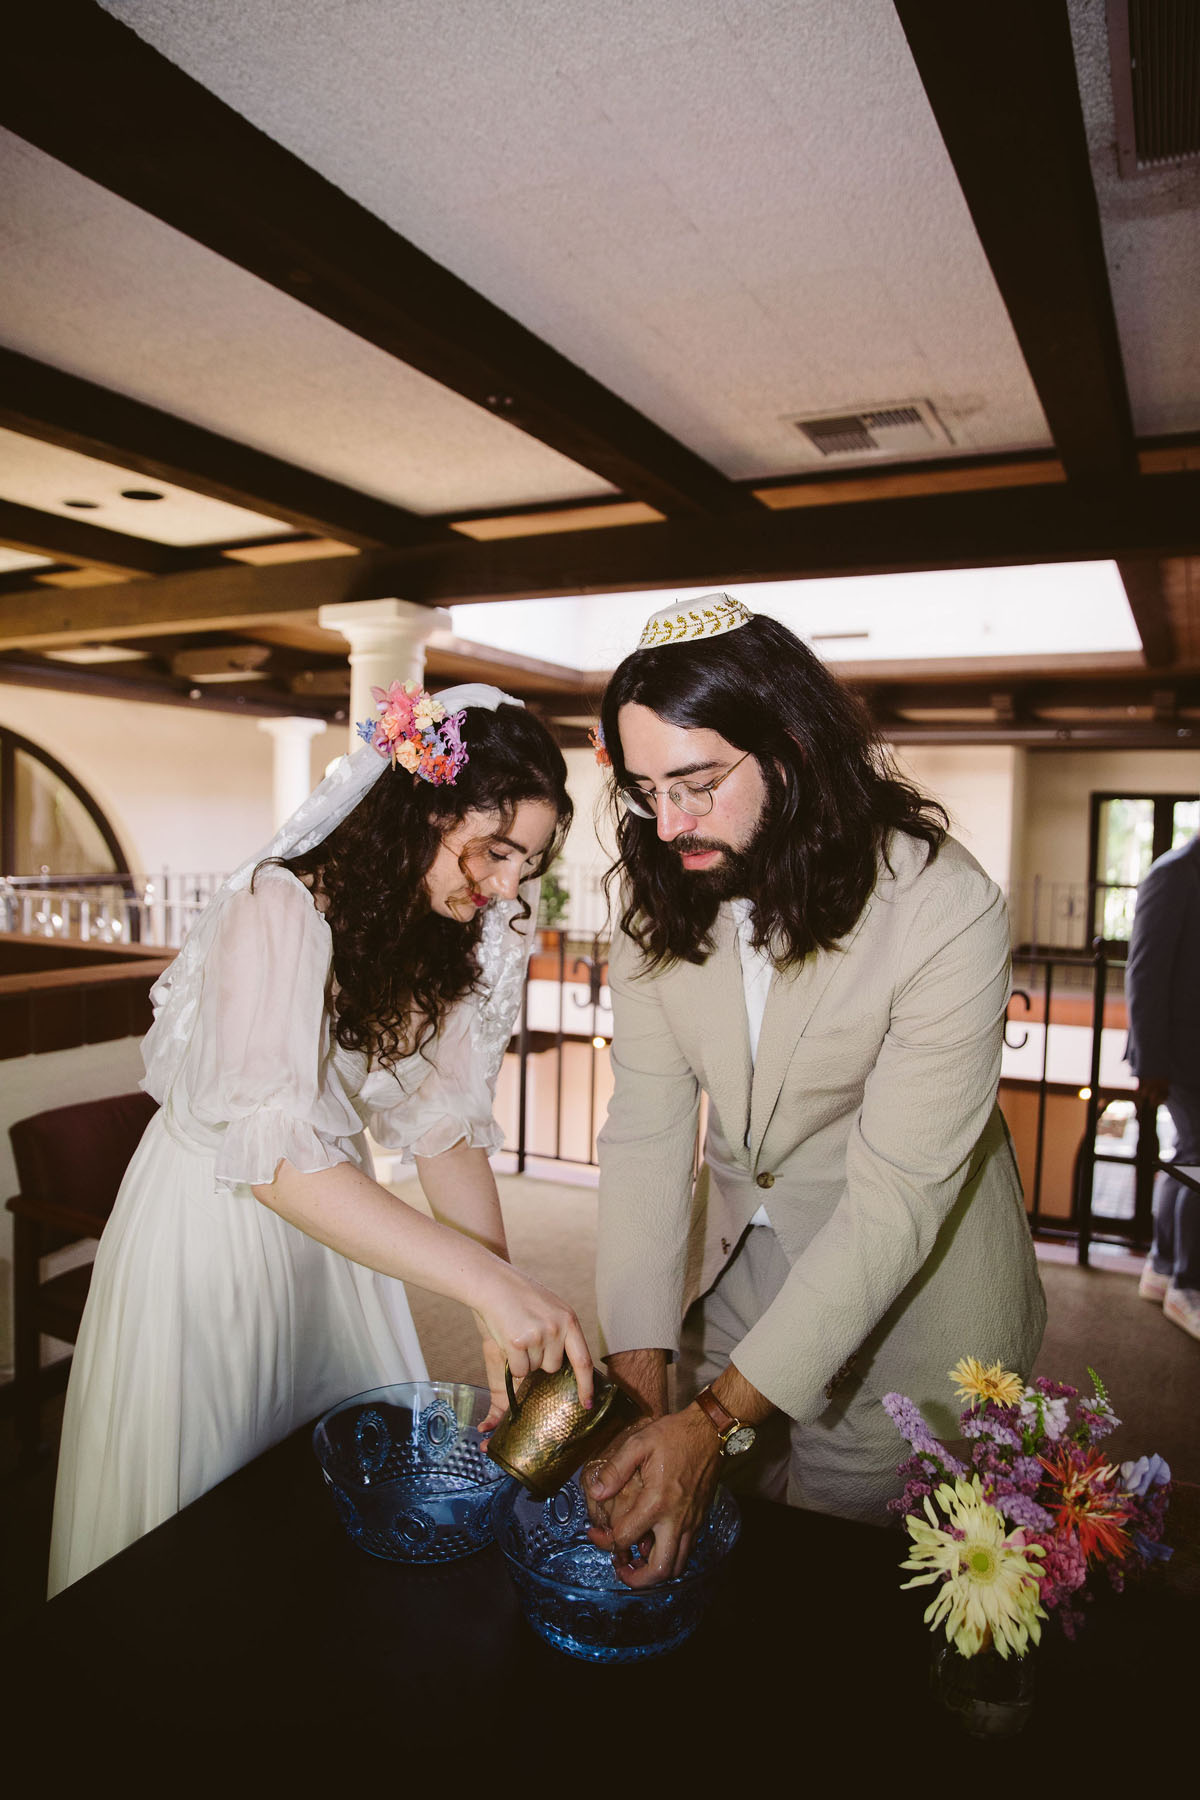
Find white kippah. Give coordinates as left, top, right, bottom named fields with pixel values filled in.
left=636, top=592, right=754, bottom=650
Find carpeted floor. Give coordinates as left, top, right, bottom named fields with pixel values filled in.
left=2, top=1171, right=1196, bottom=1621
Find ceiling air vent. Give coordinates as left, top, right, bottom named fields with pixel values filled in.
left=789, top=398, right=952, bottom=461
left=1109, top=0, right=1200, bottom=177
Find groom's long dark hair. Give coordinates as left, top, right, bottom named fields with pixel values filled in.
left=599, top=613, right=947, bottom=969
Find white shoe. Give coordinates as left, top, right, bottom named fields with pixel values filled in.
left=1163, top=1285, right=1200, bottom=1341
left=1139, top=1260, right=1170, bottom=1303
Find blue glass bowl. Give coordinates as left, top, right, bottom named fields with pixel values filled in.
left=492, top=1474, right=740, bottom=1662
left=312, top=1382, right=508, bottom=1563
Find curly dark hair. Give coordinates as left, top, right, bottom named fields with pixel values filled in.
left=256, top=703, right=571, bottom=1068
left=599, top=613, right=946, bottom=969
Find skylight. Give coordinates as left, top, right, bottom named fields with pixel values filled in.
left=450, top=563, right=1141, bottom=672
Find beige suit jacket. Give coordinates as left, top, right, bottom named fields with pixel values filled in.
left=595, top=832, right=1046, bottom=1438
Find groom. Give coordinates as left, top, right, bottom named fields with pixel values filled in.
left=585, top=595, right=1045, bottom=1586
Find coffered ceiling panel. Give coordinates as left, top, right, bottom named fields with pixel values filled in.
left=100, top=0, right=1052, bottom=477
left=1069, top=0, right=1200, bottom=440
left=0, top=127, right=616, bottom=516
left=0, top=428, right=296, bottom=545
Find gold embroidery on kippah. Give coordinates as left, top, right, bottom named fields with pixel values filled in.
left=636, top=593, right=753, bottom=649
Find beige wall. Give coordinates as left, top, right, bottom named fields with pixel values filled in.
left=1020, top=746, right=1200, bottom=893
left=891, top=743, right=1027, bottom=891
left=1, top=683, right=343, bottom=878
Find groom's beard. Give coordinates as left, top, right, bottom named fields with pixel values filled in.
left=668, top=803, right=772, bottom=904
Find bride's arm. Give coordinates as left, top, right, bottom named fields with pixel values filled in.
left=414, top=1141, right=517, bottom=1424
left=414, top=1140, right=508, bottom=1259
left=251, top=1158, right=592, bottom=1409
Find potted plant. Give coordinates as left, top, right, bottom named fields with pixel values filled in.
left=537, top=863, right=570, bottom=948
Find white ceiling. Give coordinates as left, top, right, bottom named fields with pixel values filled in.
left=0, top=425, right=297, bottom=544
left=0, top=0, right=1195, bottom=712
left=94, top=0, right=1052, bottom=481
left=0, top=124, right=614, bottom=517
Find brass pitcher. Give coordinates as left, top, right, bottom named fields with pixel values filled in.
left=486, top=1363, right=641, bottom=1499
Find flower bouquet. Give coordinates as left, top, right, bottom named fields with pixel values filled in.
left=884, top=1359, right=1172, bottom=1731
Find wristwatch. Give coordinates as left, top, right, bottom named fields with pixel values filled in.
left=693, top=1384, right=757, bottom=1458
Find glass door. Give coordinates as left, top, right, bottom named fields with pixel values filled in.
left=1090, top=792, right=1200, bottom=946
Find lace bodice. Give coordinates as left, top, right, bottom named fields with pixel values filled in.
left=141, top=865, right=536, bottom=1187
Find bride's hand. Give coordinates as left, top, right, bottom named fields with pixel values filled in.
left=474, top=1262, right=594, bottom=1418
left=473, top=1326, right=509, bottom=1431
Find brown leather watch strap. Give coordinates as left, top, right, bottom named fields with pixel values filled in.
left=693, top=1383, right=738, bottom=1439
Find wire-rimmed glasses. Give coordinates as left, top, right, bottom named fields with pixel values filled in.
left=617, top=749, right=752, bottom=820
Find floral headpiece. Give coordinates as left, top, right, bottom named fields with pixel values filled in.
left=356, top=681, right=468, bottom=785
left=588, top=722, right=611, bottom=767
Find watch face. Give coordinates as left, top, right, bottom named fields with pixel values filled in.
left=724, top=1425, right=756, bottom=1457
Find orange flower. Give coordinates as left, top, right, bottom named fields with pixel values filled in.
left=1039, top=1446, right=1132, bottom=1564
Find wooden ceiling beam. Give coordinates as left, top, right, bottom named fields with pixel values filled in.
left=858, top=676, right=1200, bottom=713
left=4, top=650, right=1195, bottom=747
left=880, top=720, right=1198, bottom=749
left=1115, top=556, right=1175, bottom=667
left=2, top=469, right=1200, bottom=648
left=5, top=4, right=748, bottom=521
left=0, top=498, right=215, bottom=579
left=0, top=348, right=448, bottom=551
left=895, top=0, right=1135, bottom=484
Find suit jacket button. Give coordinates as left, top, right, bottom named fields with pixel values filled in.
left=756, top=1171, right=774, bottom=1189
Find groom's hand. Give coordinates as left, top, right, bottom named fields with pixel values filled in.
left=584, top=1409, right=722, bottom=1588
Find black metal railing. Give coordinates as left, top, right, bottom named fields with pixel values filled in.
left=509, top=931, right=612, bottom=1172
left=504, top=933, right=1155, bottom=1266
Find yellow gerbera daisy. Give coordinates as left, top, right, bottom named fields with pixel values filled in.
left=949, top=1356, right=1025, bottom=1410
left=901, top=1476, right=1046, bottom=1659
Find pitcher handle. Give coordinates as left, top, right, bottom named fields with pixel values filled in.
left=504, top=1362, right=520, bottom=1416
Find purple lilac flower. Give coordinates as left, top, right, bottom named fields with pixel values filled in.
left=1011, top=1454, right=1043, bottom=1489
left=993, top=1491, right=1054, bottom=1532
left=1078, top=1397, right=1120, bottom=1440
left=883, top=1394, right=966, bottom=1473
left=1034, top=1377, right=1077, bottom=1401
left=962, top=1413, right=1023, bottom=1450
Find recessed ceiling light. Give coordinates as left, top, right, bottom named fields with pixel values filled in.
left=62, top=498, right=100, bottom=509
left=120, top=488, right=165, bottom=501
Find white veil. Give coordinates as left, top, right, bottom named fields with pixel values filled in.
left=141, top=683, right=529, bottom=1086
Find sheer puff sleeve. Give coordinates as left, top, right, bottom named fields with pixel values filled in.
left=185, top=865, right=364, bottom=1190
left=361, top=889, right=536, bottom=1162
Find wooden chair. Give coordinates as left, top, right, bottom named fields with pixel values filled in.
left=6, top=1090, right=158, bottom=1458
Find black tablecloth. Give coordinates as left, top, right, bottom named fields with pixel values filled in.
left=4, top=1424, right=1192, bottom=1775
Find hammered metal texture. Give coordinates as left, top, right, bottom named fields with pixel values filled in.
left=486, top=1366, right=641, bottom=1498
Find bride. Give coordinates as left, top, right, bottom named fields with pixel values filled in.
left=49, top=681, right=593, bottom=1594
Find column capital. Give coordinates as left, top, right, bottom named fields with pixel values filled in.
left=318, top=597, right=453, bottom=750
left=317, top=597, right=452, bottom=644
left=256, top=716, right=327, bottom=744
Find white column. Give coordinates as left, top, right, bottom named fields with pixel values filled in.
left=257, top=716, right=328, bottom=829
left=317, top=597, right=452, bottom=751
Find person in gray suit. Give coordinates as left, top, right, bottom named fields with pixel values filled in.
left=584, top=596, right=1045, bottom=1588
left=1126, top=830, right=1200, bottom=1339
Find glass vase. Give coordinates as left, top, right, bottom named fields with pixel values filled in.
left=930, top=1643, right=1036, bottom=1738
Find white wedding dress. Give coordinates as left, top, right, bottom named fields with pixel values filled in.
left=48, top=864, right=533, bottom=1596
